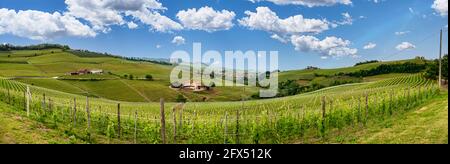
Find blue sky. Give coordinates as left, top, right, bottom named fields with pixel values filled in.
left=0, top=0, right=448, bottom=70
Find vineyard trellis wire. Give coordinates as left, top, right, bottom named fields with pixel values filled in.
left=0, top=74, right=441, bottom=144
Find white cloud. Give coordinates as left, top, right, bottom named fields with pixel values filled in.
left=432, top=0, right=448, bottom=16
left=156, top=44, right=162, bottom=48
left=271, top=34, right=288, bottom=43
left=337, top=12, right=353, bottom=25
left=239, top=7, right=330, bottom=36
left=363, top=42, right=377, bottom=50
left=248, top=0, right=352, bottom=7
left=127, top=22, right=138, bottom=29
left=126, top=9, right=183, bottom=32
left=177, top=6, right=236, bottom=32
left=396, top=42, right=416, bottom=51
left=395, top=31, right=410, bottom=36
left=0, top=8, right=96, bottom=40
left=65, top=0, right=181, bottom=33
left=172, top=36, right=186, bottom=45
left=291, top=35, right=358, bottom=58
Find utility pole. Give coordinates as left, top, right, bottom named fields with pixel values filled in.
left=439, top=29, right=443, bottom=88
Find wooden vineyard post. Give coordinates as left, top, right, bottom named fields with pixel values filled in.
left=321, top=96, right=326, bottom=119
left=7, top=88, right=10, bottom=104
left=224, top=112, right=228, bottom=144
left=117, top=103, right=121, bottom=139
left=134, top=110, right=138, bottom=144
left=160, top=98, right=166, bottom=144
left=173, top=107, right=177, bottom=144
left=73, top=98, right=77, bottom=127
left=42, top=93, right=46, bottom=111
left=26, top=86, right=30, bottom=117
left=86, top=96, right=90, bottom=130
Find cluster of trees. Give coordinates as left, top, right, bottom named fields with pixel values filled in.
left=345, top=62, right=427, bottom=77
left=274, top=80, right=326, bottom=97
left=354, top=60, right=380, bottom=66
left=122, top=57, right=172, bottom=66
left=425, top=54, right=448, bottom=80
left=68, top=50, right=120, bottom=58
left=0, top=44, right=70, bottom=51
left=122, top=74, right=153, bottom=81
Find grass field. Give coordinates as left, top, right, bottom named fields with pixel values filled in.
left=302, top=92, right=448, bottom=144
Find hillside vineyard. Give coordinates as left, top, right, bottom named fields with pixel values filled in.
left=0, top=74, right=440, bottom=144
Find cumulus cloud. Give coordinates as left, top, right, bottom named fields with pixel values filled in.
left=239, top=7, right=330, bottom=36
left=363, top=42, right=377, bottom=49
left=291, top=35, right=358, bottom=58
left=248, top=0, right=352, bottom=7
left=126, top=9, right=183, bottom=32
left=432, top=0, right=448, bottom=16
left=0, top=8, right=96, bottom=40
left=127, top=22, right=138, bottom=29
left=172, top=36, right=186, bottom=45
left=177, top=6, right=236, bottom=32
left=396, top=42, right=416, bottom=51
left=65, top=0, right=181, bottom=32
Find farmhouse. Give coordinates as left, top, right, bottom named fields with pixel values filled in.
left=171, top=81, right=211, bottom=91
left=68, top=69, right=104, bottom=75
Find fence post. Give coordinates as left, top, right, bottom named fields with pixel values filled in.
left=173, top=107, right=177, bottom=144
left=86, top=96, right=90, bottom=129
left=42, top=93, right=46, bottom=111
left=117, top=103, right=121, bottom=139
left=26, top=86, right=30, bottom=117
left=7, top=88, right=10, bottom=104
left=160, top=98, right=166, bottom=144
left=321, top=96, right=326, bottom=119
left=224, top=112, right=228, bottom=144
left=134, top=110, right=138, bottom=144
left=73, top=98, right=77, bottom=127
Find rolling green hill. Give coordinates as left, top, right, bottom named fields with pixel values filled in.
left=0, top=49, right=259, bottom=102
left=0, top=48, right=432, bottom=102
